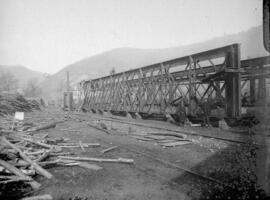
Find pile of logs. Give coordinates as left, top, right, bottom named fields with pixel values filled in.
left=0, top=94, right=40, bottom=116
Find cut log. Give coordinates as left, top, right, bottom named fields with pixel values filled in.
left=0, top=175, right=31, bottom=183
left=148, top=132, right=186, bottom=139
left=21, top=194, right=53, bottom=200
left=160, top=141, right=191, bottom=147
left=26, top=150, right=45, bottom=155
left=57, top=142, right=100, bottom=147
left=131, top=136, right=154, bottom=141
left=2, top=137, right=53, bottom=179
left=29, top=122, right=59, bottom=132
left=60, top=129, right=80, bottom=132
left=35, top=150, right=51, bottom=162
left=58, top=143, right=100, bottom=148
left=0, top=159, right=40, bottom=189
left=59, top=156, right=134, bottom=164
left=78, top=162, right=102, bottom=170
left=143, top=135, right=166, bottom=140
left=156, top=139, right=189, bottom=143
left=11, top=135, right=53, bottom=149
left=101, top=146, right=118, bottom=154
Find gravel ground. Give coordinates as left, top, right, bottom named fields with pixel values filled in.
left=1, top=107, right=269, bottom=200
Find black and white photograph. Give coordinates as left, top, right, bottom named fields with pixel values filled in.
left=0, top=0, right=269, bottom=199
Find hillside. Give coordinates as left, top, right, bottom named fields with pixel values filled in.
left=40, top=25, right=269, bottom=100
left=0, top=65, right=45, bottom=89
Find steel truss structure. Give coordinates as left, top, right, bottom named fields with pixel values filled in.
left=81, top=44, right=270, bottom=119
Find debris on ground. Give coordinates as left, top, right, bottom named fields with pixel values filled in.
left=0, top=113, right=134, bottom=199
left=130, top=132, right=192, bottom=147
left=0, top=94, right=40, bottom=116
left=86, top=122, right=112, bottom=134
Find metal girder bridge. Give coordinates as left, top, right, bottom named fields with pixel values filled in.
left=80, top=44, right=270, bottom=119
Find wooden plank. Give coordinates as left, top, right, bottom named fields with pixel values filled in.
left=78, top=162, right=102, bottom=170
left=59, top=156, right=134, bottom=164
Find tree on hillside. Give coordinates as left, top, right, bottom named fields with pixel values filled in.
left=23, top=78, right=42, bottom=97
left=0, top=70, right=18, bottom=93
left=110, top=67, right=116, bottom=75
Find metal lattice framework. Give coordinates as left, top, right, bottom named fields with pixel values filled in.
left=81, top=44, right=270, bottom=118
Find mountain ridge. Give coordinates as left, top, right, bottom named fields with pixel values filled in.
left=26, top=25, right=270, bottom=99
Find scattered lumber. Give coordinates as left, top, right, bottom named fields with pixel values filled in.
left=0, top=159, right=41, bottom=190
left=0, top=108, right=137, bottom=198
left=130, top=132, right=192, bottom=147
left=101, top=146, right=118, bottom=154
left=59, top=156, right=134, bottom=164
left=1, top=136, right=53, bottom=179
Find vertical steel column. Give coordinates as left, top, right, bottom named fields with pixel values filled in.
left=258, top=66, right=266, bottom=100
left=188, top=56, right=196, bottom=115
left=250, top=77, right=256, bottom=103
left=225, top=44, right=241, bottom=117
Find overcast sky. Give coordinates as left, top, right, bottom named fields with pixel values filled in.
left=0, top=0, right=262, bottom=74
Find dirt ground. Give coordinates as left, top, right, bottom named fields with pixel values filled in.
left=3, top=107, right=269, bottom=200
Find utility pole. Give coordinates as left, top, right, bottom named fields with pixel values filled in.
left=63, top=71, right=73, bottom=110
left=66, top=71, right=70, bottom=92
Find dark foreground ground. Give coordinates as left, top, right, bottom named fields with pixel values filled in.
left=1, top=107, right=269, bottom=200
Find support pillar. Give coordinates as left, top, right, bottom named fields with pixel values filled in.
left=258, top=73, right=266, bottom=99
left=250, top=77, right=256, bottom=103
left=225, top=44, right=241, bottom=118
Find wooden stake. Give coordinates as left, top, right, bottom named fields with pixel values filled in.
left=101, top=146, right=118, bottom=154
left=79, top=141, right=85, bottom=152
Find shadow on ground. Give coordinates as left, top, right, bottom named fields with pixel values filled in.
left=170, top=140, right=269, bottom=200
